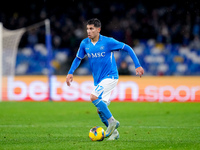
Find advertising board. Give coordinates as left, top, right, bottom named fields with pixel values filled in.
left=2, top=76, right=200, bottom=102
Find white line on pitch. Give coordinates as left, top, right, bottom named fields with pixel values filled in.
left=0, top=125, right=199, bottom=129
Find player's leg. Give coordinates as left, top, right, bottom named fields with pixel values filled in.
left=91, top=94, right=113, bottom=121
left=97, top=109, right=108, bottom=127
left=91, top=95, right=119, bottom=138
left=97, top=108, right=119, bottom=140
left=91, top=78, right=120, bottom=138
left=96, top=99, right=111, bottom=128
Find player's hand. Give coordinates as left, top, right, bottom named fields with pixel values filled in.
left=66, top=74, right=73, bottom=86
left=136, top=67, right=144, bottom=78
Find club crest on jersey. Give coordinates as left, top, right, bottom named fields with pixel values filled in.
left=87, top=52, right=105, bottom=58
left=100, top=46, right=104, bottom=50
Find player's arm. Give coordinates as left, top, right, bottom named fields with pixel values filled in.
left=108, top=38, right=144, bottom=77
left=122, top=44, right=144, bottom=77
left=66, top=57, right=82, bottom=86
left=66, top=40, right=86, bottom=86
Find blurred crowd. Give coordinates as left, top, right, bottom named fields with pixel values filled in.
left=0, top=1, right=200, bottom=75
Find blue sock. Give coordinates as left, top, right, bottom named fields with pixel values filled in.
left=98, top=111, right=109, bottom=127
left=92, top=99, right=112, bottom=119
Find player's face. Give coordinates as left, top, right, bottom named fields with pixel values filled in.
left=87, top=24, right=100, bottom=40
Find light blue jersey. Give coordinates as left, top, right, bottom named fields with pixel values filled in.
left=68, top=34, right=141, bottom=86
left=76, top=34, right=125, bottom=86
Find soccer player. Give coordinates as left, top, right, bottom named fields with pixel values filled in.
left=66, top=18, right=144, bottom=140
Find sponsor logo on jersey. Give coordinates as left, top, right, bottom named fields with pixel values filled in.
left=87, top=52, right=106, bottom=58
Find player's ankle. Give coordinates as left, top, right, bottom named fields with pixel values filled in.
left=107, top=116, right=115, bottom=124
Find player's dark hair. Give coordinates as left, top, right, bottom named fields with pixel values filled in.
left=87, top=18, right=101, bottom=28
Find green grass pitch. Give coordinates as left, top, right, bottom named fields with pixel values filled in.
left=0, top=102, right=200, bottom=150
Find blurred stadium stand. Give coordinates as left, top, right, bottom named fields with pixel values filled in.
left=0, top=0, right=200, bottom=75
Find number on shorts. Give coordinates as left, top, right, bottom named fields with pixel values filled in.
left=95, top=85, right=104, bottom=93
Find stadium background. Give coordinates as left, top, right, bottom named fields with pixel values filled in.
left=1, top=2, right=200, bottom=149
left=0, top=0, right=200, bottom=102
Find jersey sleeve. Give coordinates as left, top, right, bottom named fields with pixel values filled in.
left=122, top=44, right=141, bottom=68
left=76, top=40, right=86, bottom=59
left=108, top=38, right=125, bottom=51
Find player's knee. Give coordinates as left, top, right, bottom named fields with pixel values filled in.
left=90, top=94, right=98, bottom=101
left=97, top=109, right=100, bottom=114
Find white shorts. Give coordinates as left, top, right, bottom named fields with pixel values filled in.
left=91, top=78, right=118, bottom=105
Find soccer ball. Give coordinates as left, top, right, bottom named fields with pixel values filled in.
left=89, top=126, right=105, bottom=141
